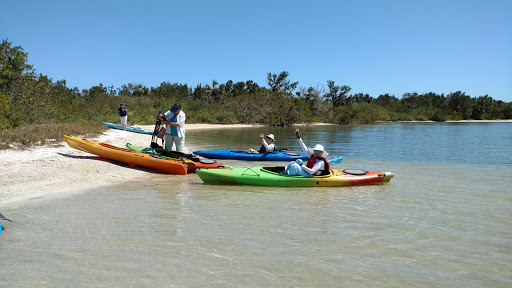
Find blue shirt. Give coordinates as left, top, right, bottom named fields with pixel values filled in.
left=169, top=113, right=179, bottom=136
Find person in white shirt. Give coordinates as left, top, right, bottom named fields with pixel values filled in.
left=285, top=129, right=330, bottom=176
left=258, top=133, right=276, bottom=153
left=160, top=103, right=186, bottom=152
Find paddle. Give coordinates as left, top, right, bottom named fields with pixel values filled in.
left=328, top=156, right=344, bottom=165
left=150, top=113, right=166, bottom=148
left=296, top=128, right=343, bottom=165
left=0, top=212, right=12, bottom=222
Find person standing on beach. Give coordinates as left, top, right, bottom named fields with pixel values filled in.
left=160, top=103, right=186, bottom=152
left=118, top=104, right=128, bottom=130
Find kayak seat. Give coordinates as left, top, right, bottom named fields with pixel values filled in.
left=199, top=159, right=217, bottom=164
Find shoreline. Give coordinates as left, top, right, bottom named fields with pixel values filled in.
left=0, top=124, right=251, bottom=208
left=1, top=123, right=329, bottom=208
left=1, top=121, right=511, bottom=208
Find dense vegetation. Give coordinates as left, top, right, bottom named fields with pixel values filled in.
left=1, top=38, right=511, bottom=148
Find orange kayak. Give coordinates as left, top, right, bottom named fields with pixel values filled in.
left=63, top=136, right=188, bottom=175
left=125, top=143, right=224, bottom=173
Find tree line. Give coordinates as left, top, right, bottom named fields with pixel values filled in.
left=1, top=38, right=511, bottom=131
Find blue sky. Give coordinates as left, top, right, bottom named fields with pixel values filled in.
left=1, top=0, right=511, bottom=101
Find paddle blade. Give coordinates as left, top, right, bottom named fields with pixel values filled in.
left=0, top=213, right=12, bottom=222
left=328, top=156, right=344, bottom=165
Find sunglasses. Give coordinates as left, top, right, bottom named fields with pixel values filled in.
left=314, top=150, right=323, bottom=153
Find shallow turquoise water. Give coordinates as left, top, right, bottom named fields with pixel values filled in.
left=0, top=123, right=511, bottom=287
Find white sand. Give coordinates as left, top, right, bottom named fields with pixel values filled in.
left=0, top=124, right=263, bottom=208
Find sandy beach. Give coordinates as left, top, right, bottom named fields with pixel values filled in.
left=0, top=124, right=264, bottom=208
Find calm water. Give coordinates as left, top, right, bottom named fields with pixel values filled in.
left=1, top=122, right=511, bottom=287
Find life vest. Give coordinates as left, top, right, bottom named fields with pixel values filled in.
left=306, top=156, right=330, bottom=175
left=258, top=144, right=277, bottom=153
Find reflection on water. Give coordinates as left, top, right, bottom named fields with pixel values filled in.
left=0, top=123, right=511, bottom=287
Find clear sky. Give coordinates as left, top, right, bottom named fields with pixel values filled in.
left=1, top=0, right=511, bottom=101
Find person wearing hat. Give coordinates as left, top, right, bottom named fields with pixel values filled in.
left=160, top=103, right=186, bottom=152
left=258, top=133, right=277, bottom=153
left=245, top=133, right=277, bottom=153
left=285, top=128, right=330, bottom=176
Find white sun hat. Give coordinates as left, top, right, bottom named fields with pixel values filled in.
left=308, top=144, right=329, bottom=157
left=266, top=134, right=275, bottom=141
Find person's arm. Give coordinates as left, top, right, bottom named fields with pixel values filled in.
left=161, top=111, right=171, bottom=125
left=298, top=138, right=312, bottom=157
left=295, top=129, right=312, bottom=157
left=175, top=112, right=185, bottom=127
left=167, top=112, right=185, bottom=127
left=261, top=138, right=271, bottom=151
left=300, top=160, right=325, bottom=175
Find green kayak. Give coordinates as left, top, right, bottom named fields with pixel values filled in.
left=196, top=166, right=394, bottom=187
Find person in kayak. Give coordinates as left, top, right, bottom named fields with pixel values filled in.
left=160, top=103, right=186, bottom=152
left=285, top=129, right=330, bottom=176
left=258, top=133, right=276, bottom=153
left=246, top=133, right=277, bottom=153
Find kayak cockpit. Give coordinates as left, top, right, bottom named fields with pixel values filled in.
left=262, top=166, right=286, bottom=174
left=261, top=166, right=332, bottom=177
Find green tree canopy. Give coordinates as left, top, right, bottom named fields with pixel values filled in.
left=0, top=39, right=35, bottom=94
left=266, top=71, right=298, bottom=94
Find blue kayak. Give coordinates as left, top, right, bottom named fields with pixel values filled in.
left=192, top=150, right=309, bottom=161
left=103, top=122, right=153, bottom=135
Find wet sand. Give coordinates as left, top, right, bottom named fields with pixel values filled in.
left=0, top=124, right=264, bottom=207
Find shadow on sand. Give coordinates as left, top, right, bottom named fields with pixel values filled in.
left=56, top=152, right=162, bottom=174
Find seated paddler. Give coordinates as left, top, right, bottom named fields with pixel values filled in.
left=258, top=133, right=276, bottom=153
left=246, top=133, right=276, bottom=153
left=285, top=129, right=330, bottom=177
